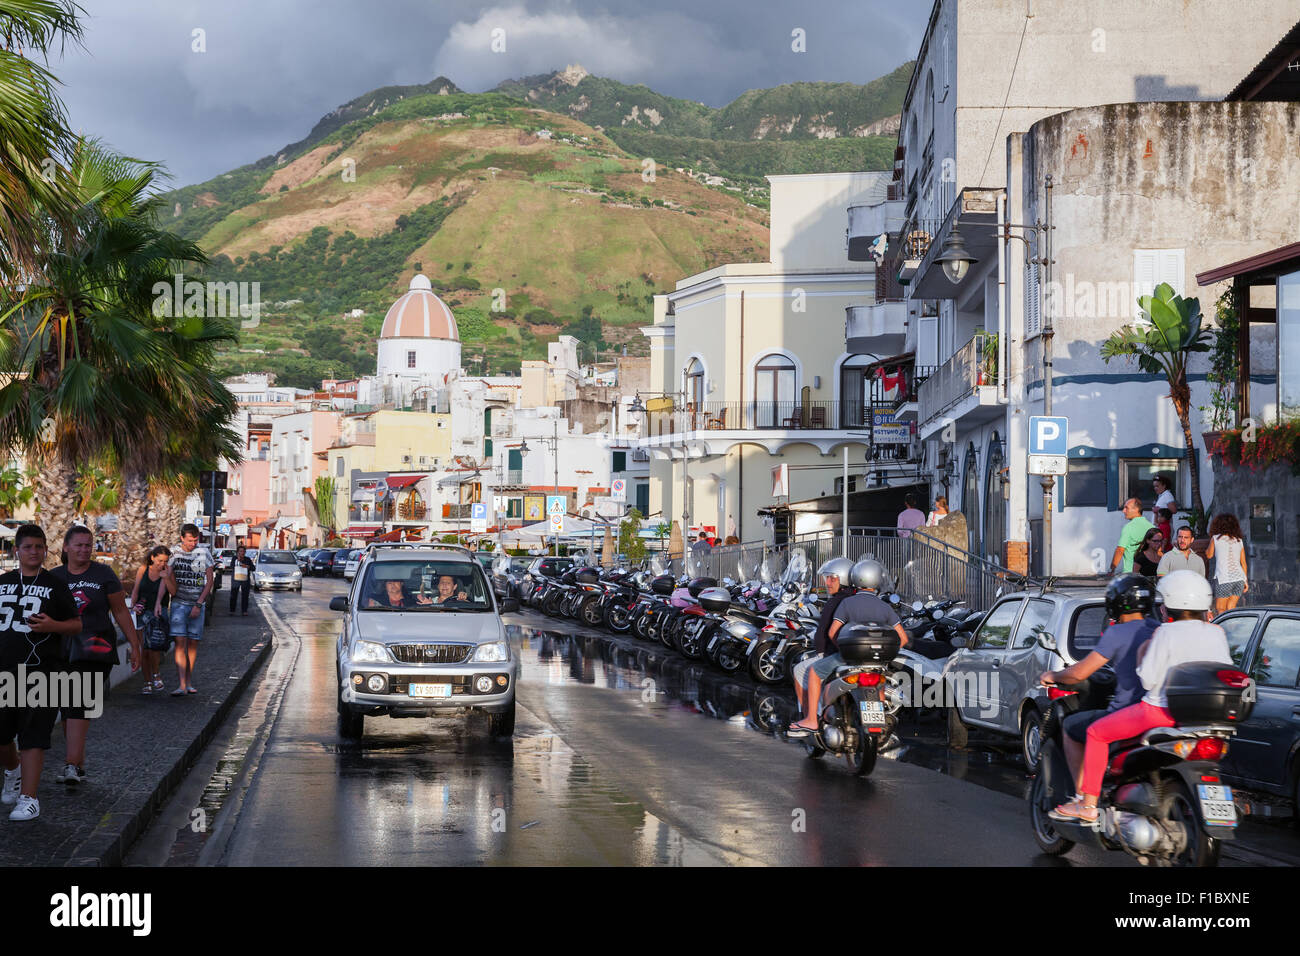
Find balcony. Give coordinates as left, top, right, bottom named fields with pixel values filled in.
left=875, top=236, right=906, bottom=304
left=917, top=334, right=1003, bottom=439
left=898, top=217, right=944, bottom=284
left=396, top=499, right=427, bottom=521
left=846, top=202, right=894, bottom=262
left=846, top=303, right=906, bottom=355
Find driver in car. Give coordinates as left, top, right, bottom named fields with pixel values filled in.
left=432, top=574, right=468, bottom=604
left=367, top=579, right=434, bottom=608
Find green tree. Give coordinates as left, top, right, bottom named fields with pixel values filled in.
left=0, top=465, right=33, bottom=518
left=314, top=474, right=337, bottom=537
left=618, top=507, right=646, bottom=563
left=1101, top=282, right=1213, bottom=524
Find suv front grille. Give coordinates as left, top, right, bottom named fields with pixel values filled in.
left=389, top=643, right=473, bottom=664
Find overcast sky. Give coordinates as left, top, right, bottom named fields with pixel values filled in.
left=50, top=0, right=924, bottom=186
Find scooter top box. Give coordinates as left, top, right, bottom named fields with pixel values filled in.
left=686, top=577, right=718, bottom=598
left=650, top=574, right=675, bottom=595
left=838, top=624, right=902, bottom=665
left=697, top=587, right=731, bottom=614
left=1163, top=661, right=1254, bottom=723
left=575, top=567, right=600, bottom=585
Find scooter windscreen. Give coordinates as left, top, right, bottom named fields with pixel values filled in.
left=779, top=548, right=811, bottom=602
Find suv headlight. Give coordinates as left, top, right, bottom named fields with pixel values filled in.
left=473, top=641, right=509, bottom=662
left=352, top=640, right=390, bottom=663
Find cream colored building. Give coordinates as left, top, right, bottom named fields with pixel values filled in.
left=641, top=172, right=919, bottom=544
left=326, top=409, right=452, bottom=530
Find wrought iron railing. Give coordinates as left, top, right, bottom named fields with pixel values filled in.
left=917, top=333, right=994, bottom=423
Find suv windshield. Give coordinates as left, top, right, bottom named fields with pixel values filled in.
left=259, top=551, right=296, bottom=564
left=359, top=559, right=492, bottom=611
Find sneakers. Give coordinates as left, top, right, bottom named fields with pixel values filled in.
left=1, top=768, right=20, bottom=805
left=8, top=795, right=39, bottom=821
left=58, top=764, right=86, bottom=786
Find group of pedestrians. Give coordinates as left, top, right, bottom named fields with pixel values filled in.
left=896, top=493, right=949, bottom=537
left=1110, top=477, right=1250, bottom=617
left=0, top=521, right=215, bottom=822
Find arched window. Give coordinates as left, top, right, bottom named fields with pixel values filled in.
left=962, top=442, right=980, bottom=554
left=685, top=358, right=705, bottom=409
left=754, top=353, right=796, bottom=428
left=984, top=433, right=1006, bottom=564
left=839, top=354, right=874, bottom=428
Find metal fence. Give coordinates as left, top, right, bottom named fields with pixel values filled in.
left=664, top=526, right=1036, bottom=612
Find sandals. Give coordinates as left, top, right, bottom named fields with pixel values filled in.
left=1050, top=800, right=1100, bottom=825
left=187, top=687, right=198, bottom=694
left=170, top=688, right=188, bottom=697
left=786, top=724, right=816, bottom=738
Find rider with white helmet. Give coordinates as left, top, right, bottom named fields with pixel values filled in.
left=788, top=558, right=908, bottom=736
left=789, top=558, right=856, bottom=723
left=1052, top=569, right=1233, bottom=825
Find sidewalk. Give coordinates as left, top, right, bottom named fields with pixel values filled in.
left=0, top=605, right=272, bottom=866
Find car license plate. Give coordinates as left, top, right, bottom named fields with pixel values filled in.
left=859, top=700, right=886, bottom=726
left=1197, top=784, right=1237, bottom=826
left=409, top=683, right=452, bottom=699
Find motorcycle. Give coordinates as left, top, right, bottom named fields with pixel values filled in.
left=801, top=623, right=903, bottom=776
left=1028, top=660, right=1254, bottom=867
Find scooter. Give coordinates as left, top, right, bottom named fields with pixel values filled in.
left=1028, top=661, right=1253, bottom=867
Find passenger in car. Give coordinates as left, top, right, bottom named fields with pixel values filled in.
left=432, top=574, right=468, bottom=604
left=366, top=579, right=433, bottom=608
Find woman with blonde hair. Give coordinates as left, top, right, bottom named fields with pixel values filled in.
left=925, top=496, right=949, bottom=528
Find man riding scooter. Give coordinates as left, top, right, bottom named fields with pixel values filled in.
left=789, top=558, right=855, bottom=725
left=788, top=559, right=907, bottom=737
left=1039, top=573, right=1159, bottom=802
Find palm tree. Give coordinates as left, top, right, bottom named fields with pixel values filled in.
left=0, top=1, right=84, bottom=283
left=1101, top=282, right=1213, bottom=523
left=0, top=464, right=33, bottom=518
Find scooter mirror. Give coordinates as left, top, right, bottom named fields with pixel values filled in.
left=912, top=601, right=923, bottom=612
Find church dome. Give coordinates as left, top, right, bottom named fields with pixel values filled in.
left=380, top=274, right=459, bottom=341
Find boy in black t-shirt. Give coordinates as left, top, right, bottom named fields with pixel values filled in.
left=0, top=525, right=81, bottom=821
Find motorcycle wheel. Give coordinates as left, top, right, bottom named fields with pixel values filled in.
left=1028, top=772, right=1075, bottom=856
left=748, top=640, right=786, bottom=685
left=715, top=642, right=744, bottom=674
left=631, top=610, right=650, bottom=640
left=580, top=596, right=602, bottom=628
left=542, top=590, right=563, bottom=617
left=606, top=604, right=633, bottom=634
left=660, top=617, right=680, bottom=650
left=844, top=704, right=878, bottom=777
left=1162, top=779, right=1221, bottom=867
left=678, top=621, right=704, bottom=659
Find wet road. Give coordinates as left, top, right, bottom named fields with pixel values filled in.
left=129, top=578, right=1298, bottom=866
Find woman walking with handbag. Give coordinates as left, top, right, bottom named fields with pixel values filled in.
left=51, top=526, right=141, bottom=786
left=128, top=546, right=171, bottom=693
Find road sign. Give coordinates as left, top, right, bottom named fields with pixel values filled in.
left=1028, top=416, right=1069, bottom=456
left=611, top=478, right=626, bottom=502
left=547, top=495, right=565, bottom=535
left=1028, top=455, right=1067, bottom=476
left=470, top=502, right=487, bottom=532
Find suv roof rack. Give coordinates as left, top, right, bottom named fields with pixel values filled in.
left=364, top=542, right=477, bottom=557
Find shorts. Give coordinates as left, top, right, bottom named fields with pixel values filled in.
left=0, top=669, right=57, bottom=750
left=169, top=601, right=206, bottom=641
left=812, top=653, right=845, bottom=681
left=791, top=654, right=819, bottom=689
left=57, top=660, right=113, bottom=721
left=1063, top=708, right=1107, bottom=744
left=1213, top=579, right=1245, bottom=598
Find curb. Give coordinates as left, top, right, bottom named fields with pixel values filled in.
left=64, top=633, right=274, bottom=867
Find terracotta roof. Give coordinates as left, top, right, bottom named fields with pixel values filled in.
left=380, top=275, right=459, bottom=341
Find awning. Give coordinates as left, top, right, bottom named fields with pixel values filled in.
left=385, top=474, right=425, bottom=490
left=371, top=529, right=403, bottom=542
left=341, top=525, right=381, bottom=537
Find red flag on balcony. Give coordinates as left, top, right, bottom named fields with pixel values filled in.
left=876, top=366, right=906, bottom=401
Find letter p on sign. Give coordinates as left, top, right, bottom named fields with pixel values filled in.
left=1029, top=416, right=1068, bottom=456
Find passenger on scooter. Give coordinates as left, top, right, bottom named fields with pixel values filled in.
left=1040, top=573, right=1159, bottom=801
left=1051, top=570, right=1232, bottom=825
left=789, top=559, right=907, bottom=736
left=790, top=558, right=856, bottom=725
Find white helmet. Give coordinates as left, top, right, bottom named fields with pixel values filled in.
left=849, top=558, right=887, bottom=592
left=818, top=557, right=853, bottom=588
left=1156, top=569, right=1212, bottom=612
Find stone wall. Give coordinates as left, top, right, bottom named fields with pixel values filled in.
left=1207, top=457, right=1300, bottom=604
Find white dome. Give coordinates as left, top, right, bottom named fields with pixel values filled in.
left=380, top=274, right=459, bottom=341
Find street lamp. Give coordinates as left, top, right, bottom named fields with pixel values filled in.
left=519, top=418, right=562, bottom=556
left=630, top=390, right=690, bottom=559
left=936, top=227, right=977, bottom=284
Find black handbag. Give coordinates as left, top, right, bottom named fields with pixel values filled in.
left=139, top=611, right=171, bottom=652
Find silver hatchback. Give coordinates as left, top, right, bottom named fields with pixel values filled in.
left=940, top=586, right=1108, bottom=771
left=330, top=546, right=520, bottom=740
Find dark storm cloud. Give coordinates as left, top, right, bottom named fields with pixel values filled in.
left=53, top=0, right=922, bottom=186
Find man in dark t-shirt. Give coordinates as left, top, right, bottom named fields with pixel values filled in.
left=0, top=525, right=81, bottom=822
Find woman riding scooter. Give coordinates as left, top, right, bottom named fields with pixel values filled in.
left=789, top=558, right=855, bottom=726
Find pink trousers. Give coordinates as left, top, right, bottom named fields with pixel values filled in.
left=1081, top=700, right=1175, bottom=797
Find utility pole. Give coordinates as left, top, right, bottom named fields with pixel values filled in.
left=1040, top=174, right=1055, bottom=578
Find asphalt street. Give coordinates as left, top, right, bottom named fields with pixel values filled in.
left=125, top=577, right=1300, bottom=867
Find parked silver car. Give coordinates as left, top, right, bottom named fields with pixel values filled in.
left=941, top=586, right=1107, bottom=771
left=330, top=545, right=520, bottom=740
left=253, top=549, right=303, bottom=591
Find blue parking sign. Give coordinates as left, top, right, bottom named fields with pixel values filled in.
left=1028, top=416, right=1069, bottom=455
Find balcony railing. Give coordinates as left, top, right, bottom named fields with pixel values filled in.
left=646, top=400, right=938, bottom=433
left=868, top=363, right=935, bottom=406
left=396, top=499, right=427, bottom=521
left=902, top=218, right=944, bottom=261
left=875, top=237, right=906, bottom=303
left=918, top=334, right=995, bottom=422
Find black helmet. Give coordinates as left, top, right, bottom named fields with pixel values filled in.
left=1105, top=573, right=1154, bottom=619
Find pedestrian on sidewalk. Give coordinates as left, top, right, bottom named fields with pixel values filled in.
left=1157, top=527, right=1206, bottom=579
left=1155, top=508, right=1173, bottom=553
left=1108, top=497, right=1155, bottom=575
left=896, top=493, right=925, bottom=538
left=228, top=545, right=254, bottom=616
left=0, top=525, right=81, bottom=822
left=1205, top=513, right=1249, bottom=616
left=925, top=496, right=949, bottom=528
left=1150, top=474, right=1179, bottom=528
left=129, top=546, right=171, bottom=693
left=1133, top=528, right=1163, bottom=579
left=163, top=524, right=214, bottom=697
left=51, top=526, right=141, bottom=787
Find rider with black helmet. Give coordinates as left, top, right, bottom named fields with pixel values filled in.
left=1040, top=573, right=1159, bottom=801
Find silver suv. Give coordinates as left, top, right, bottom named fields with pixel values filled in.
left=330, top=545, right=520, bottom=740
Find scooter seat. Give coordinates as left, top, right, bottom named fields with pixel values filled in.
left=910, top=639, right=954, bottom=661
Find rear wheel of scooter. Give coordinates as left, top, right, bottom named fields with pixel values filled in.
left=1163, top=779, right=1221, bottom=867
left=748, top=640, right=786, bottom=685
left=946, top=705, right=969, bottom=749
left=1028, top=772, right=1075, bottom=856
left=542, top=590, right=563, bottom=617
left=580, top=596, right=603, bottom=628
left=845, top=705, right=878, bottom=777
left=715, top=642, right=744, bottom=674
left=606, top=603, right=632, bottom=633
left=679, top=621, right=704, bottom=659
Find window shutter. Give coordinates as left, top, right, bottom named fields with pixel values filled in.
left=1133, top=249, right=1184, bottom=322
left=613, top=451, right=626, bottom=472
left=1025, top=262, right=1041, bottom=338
left=1158, top=248, right=1185, bottom=296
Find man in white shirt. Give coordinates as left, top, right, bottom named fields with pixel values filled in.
left=1156, top=527, right=1206, bottom=578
